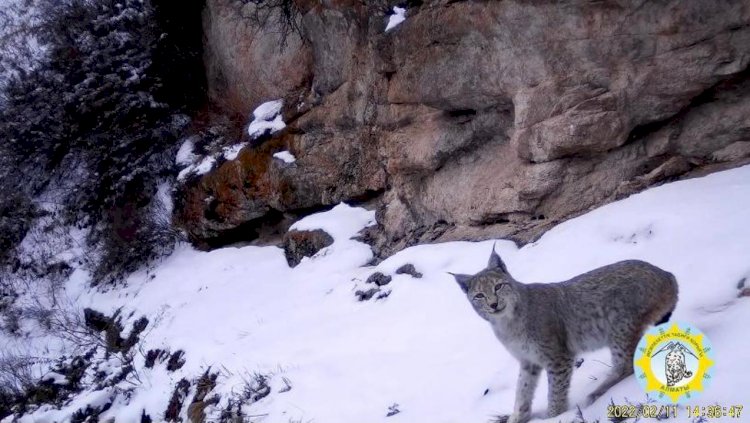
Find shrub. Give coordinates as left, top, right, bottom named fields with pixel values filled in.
left=0, top=0, right=206, bottom=284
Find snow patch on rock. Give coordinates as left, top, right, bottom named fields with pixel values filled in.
left=385, top=7, right=406, bottom=32
left=248, top=100, right=286, bottom=139
left=177, top=155, right=217, bottom=182
left=223, top=143, right=246, bottom=161
left=272, top=150, right=296, bottom=164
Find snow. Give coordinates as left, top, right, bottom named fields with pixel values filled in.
left=175, top=139, right=245, bottom=182
left=42, top=372, right=68, bottom=385
left=177, top=155, right=217, bottom=181
left=193, top=156, right=216, bottom=175
left=252, top=99, right=284, bottom=121
left=223, top=143, right=246, bottom=161
left=248, top=100, right=286, bottom=139
left=385, top=7, right=406, bottom=32
left=288, top=203, right=375, bottom=267
left=248, top=114, right=286, bottom=138
left=175, top=136, right=220, bottom=181
left=176, top=166, right=194, bottom=182
left=7, top=165, right=750, bottom=422
left=272, top=150, right=296, bottom=164
left=175, top=138, right=197, bottom=166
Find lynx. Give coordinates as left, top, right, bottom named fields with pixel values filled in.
left=451, top=246, right=678, bottom=423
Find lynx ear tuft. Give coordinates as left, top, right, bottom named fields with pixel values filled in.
left=448, top=272, right=472, bottom=293
left=487, top=243, right=508, bottom=272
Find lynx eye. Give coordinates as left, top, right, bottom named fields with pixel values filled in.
left=495, top=283, right=509, bottom=292
left=473, top=293, right=486, bottom=300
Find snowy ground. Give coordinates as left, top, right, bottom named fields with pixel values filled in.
left=5, top=164, right=750, bottom=423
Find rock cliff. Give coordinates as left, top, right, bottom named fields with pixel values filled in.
left=177, top=0, right=750, bottom=255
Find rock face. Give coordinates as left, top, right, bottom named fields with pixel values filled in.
left=178, top=0, right=750, bottom=254
left=202, top=0, right=312, bottom=114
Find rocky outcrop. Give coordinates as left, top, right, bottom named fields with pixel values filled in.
left=178, top=0, right=750, bottom=254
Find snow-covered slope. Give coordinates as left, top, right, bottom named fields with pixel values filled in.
left=8, top=165, right=750, bottom=422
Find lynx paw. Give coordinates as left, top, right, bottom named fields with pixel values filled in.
left=489, top=415, right=510, bottom=423
left=585, top=391, right=602, bottom=406
left=492, top=413, right=529, bottom=423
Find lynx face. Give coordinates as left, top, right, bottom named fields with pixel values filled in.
left=466, top=271, right=518, bottom=319
left=451, top=246, right=519, bottom=320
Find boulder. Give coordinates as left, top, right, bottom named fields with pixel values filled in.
left=282, top=229, right=334, bottom=267
left=366, top=272, right=392, bottom=286
left=355, top=287, right=381, bottom=301
left=395, top=264, right=422, bottom=279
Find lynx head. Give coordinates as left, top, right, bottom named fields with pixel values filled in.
left=450, top=245, right=520, bottom=320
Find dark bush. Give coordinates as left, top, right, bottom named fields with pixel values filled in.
left=0, top=194, right=36, bottom=265
left=0, top=0, right=207, bottom=284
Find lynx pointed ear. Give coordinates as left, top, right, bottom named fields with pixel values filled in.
left=487, top=243, right=508, bottom=272
left=448, top=272, right=472, bottom=293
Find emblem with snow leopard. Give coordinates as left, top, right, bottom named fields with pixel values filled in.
left=634, top=322, right=715, bottom=403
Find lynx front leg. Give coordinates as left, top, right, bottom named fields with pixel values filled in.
left=547, top=362, right=573, bottom=417
left=506, top=361, right=542, bottom=423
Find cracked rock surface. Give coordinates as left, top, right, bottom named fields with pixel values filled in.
left=179, top=0, right=750, bottom=255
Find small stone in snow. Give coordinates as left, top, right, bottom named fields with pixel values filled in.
left=386, top=403, right=401, bottom=417
left=355, top=288, right=380, bottom=301
left=376, top=290, right=391, bottom=300
left=395, top=263, right=422, bottom=278
left=367, top=272, right=392, bottom=286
